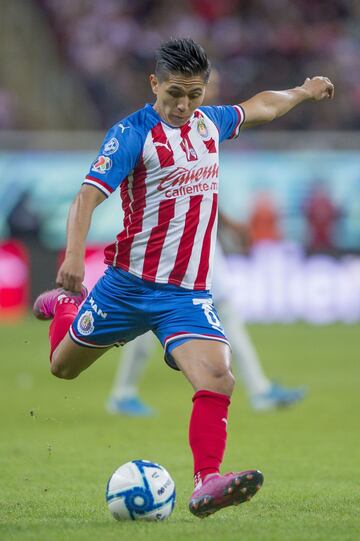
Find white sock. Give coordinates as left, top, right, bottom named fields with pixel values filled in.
left=109, top=332, right=155, bottom=400
left=217, top=300, right=271, bottom=396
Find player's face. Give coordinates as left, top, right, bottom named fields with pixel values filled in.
left=150, top=73, right=206, bottom=127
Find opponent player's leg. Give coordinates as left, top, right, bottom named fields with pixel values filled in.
left=107, top=332, right=156, bottom=416
left=212, top=246, right=270, bottom=396
left=217, top=299, right=271, bottom=396
left=213, top=245, right=305, bottom=410
left=218, top=299, right=305, bottom=409
left=171, top=339, right=263, bottom=518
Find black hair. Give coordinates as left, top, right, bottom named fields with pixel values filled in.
left=155, top=37, right=211, bottom=83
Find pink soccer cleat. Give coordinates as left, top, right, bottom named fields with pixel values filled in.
left=189, top=469, right=264, bottom=518
left=33, top=286, right=88, bottom=321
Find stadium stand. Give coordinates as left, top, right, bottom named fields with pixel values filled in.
left=0, top=0, right=100, bottom=129
left=33, top=0, right=360, bottom=130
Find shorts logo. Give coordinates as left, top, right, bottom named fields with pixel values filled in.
left=197, top=118, right=208, bottom=138
left=193, top=298, right=224, bottom=332
left=92, top=155, right=112, bottom=174
left=103, top=137, right=119, bottom=155
left=77, top=310, right=95, bottom=335
left=89, top=296, right=108, bottom=319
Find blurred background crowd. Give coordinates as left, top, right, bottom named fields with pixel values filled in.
left=1, top=0, right=360, bottom=321
left=1, top=0, right=360, bottom=130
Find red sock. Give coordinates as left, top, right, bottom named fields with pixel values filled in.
left=189, top=389, right=231, bottom=486
left=49, top=298, right=79, bottom=361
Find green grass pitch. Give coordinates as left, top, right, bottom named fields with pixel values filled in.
left=1, top=319, right=359, bottom=541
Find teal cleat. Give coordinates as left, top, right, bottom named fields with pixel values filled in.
left=251, top=383, right=306, bottom=411
left=106, top=397, right=155, bottom=417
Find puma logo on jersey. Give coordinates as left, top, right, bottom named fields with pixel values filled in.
left=118, top=123, right=130, bottom=133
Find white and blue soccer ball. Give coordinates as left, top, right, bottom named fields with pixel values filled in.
left=106, top=460, right=176, bottom=521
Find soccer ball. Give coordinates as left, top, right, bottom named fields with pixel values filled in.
left=106, top=460, right=176, bottom=521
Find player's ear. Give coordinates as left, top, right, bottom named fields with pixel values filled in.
left=149, top=74, right=159, bottom=96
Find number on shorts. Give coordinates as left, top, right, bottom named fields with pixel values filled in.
left=192, top=298, right=223, bottom=331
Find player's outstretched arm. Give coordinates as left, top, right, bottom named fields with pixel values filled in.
left=240, top=76, right=334, bottom=129
left=56, top=184, right=106, bottom=292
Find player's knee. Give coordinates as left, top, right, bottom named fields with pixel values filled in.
left=50, top=361, right=79, bottom=380
left=222, top=368, right=235, bottom=395
left=210, top=364, right=235, bottom=395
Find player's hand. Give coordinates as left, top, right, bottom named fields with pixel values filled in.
left=302, top=76, right=334, bottom=101
left=56, top=256, right=85, bottom=293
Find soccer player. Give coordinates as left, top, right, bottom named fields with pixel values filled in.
left=107, top=69, right=306, bottom=417
left=33, top=38, right=334, bottom=517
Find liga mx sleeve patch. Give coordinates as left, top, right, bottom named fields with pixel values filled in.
left=83, top=120, right=144, bottom=197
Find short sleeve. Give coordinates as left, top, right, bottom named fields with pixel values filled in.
left=199, top=105, right=245, bottom=143
left=83, top=122, right=143, bottom=197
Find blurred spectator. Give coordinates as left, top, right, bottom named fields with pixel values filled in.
left=218, top=210, right=249, bottom=253
left=28, top=0, right=360, bottom=130
left=7, top=191, right=40, bottom=240
left=304, top=182, right=339, bottom=253
left=248, top=193, right=281, bottom=246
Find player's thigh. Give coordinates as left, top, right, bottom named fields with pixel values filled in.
left=51, top=333, right=112, bottom=379
left=171, top=339, right=234, bottom=394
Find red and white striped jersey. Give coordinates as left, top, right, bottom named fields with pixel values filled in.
left=84, top=103, right=244, bottom=290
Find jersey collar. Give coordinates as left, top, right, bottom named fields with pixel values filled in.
left=145, top=103, right=195, bottom=129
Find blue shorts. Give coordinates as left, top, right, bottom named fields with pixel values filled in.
left=70, top=266, right=229, bottom=370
